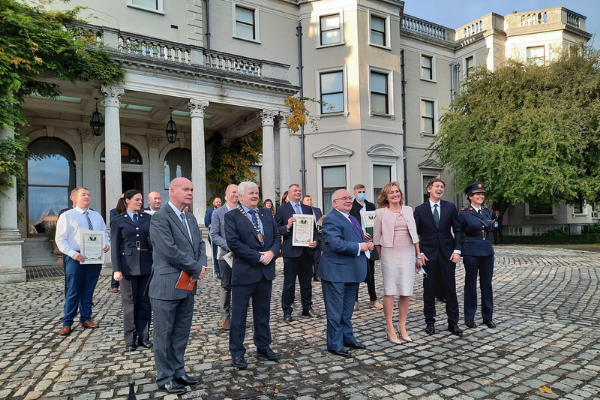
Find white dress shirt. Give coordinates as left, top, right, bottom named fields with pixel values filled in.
left=168, top=201, right=193, bottom=243
left=55, top=206, right=110, bottom=258
left=429, top=199, right=441, bottom=215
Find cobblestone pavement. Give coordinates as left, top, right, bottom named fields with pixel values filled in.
left=1, top=246, right=599, bottom=400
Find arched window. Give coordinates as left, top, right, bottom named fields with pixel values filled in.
left=164, top=148, right=192, bottom=189
left=27, top=138, right=76, bottom=236
left=100, top=143, right=142, bottom=164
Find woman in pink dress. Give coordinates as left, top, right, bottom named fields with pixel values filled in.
left=373, top=182, right=424, bottom=344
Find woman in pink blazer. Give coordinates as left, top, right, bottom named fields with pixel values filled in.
left=373, top=182, right=425, bottom=344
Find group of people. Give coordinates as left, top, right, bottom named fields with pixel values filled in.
left=54, top=176, right=498, bottom=395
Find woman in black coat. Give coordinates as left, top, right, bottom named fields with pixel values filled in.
left=111, top=189, right=153, bottom=351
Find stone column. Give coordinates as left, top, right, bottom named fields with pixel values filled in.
left=146, top=135, right=162, bottom=194
left=260, top=110, right=278, bottom=204
left=0, top=127, right=25, bottom=283
left=80, top=128, right=95, bottom=188
left=101, top=85, right=124, bottom=226
left=188, top=98, right=209, bottom=225
left=278, top=113, right=292, bottom=193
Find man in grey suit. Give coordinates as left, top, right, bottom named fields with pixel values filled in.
left=148, top=177, right=207, bottom=395
left=210, top=184, right=239, bottom=329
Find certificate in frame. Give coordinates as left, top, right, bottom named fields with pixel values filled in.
left=292, top=214, right=314, bottom=247
left=80, top=230, right=105, bottom=264
left=362, top=211, right=376, bottom=237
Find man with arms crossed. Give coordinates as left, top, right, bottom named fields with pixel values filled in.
left=148, top=178, right=207, bottom=394
left=225, top=181, right=281, bottom=369
left=210, top=185, right=238, bottom=329
left=56, top=187, right=110, bottom=336
left=413, top=178, right=463, bottom=337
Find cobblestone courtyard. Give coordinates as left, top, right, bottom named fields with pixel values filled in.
left=1, top=246, right=599, bottom=400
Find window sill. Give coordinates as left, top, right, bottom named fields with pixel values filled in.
left=316, top=111, right=347, bottom=120
left=317, top=42, right=345, bottom=49
left=369, top=43, right=391, bottom=51
left=420, top=78, right=437, bottom=83
left=420, top=132, right=435, bottom=138
left=370, top=112, right=395, bottom=120
left=233, top=36, right=261, bottom=44
left=127, top=4, right=165, bottom=15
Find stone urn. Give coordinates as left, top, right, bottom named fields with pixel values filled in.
left=51, top=240, right=63, bottom=266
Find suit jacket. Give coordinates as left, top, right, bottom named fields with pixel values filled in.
left=312, top=206, right=323, bottom=241
left=492, top=213, right=503, bottom=229
left=414, top=200, right=462, bottom=262
left=458, top=206, right=494, bottom=257
left=317, top=210, right=367, bottom=283
left=349, top=199, right=379, bottom=261
left=205, top=207, right=215, bottom=229
left=224, top=206, right=281, bottom=286
left=210, top=205, right=231, bottom=260
left=110, top=212, right=153, bottom=276
left=148, top=204, right=206, bottom=300
left=275, top=201, right=318, bottom=257
left=373, top=206, right=419, bottom=248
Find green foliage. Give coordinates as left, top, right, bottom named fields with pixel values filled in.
left=431, top=47, right=600, bottom=208
left=0, top=132, right=27, bottom=200
left=545, top=229, right=568, bottom=237
left=206, top=130, right=262, bottom=200
left=504, top=233, right=600, bottom=245
left=582, top=223, right=600, bottom=234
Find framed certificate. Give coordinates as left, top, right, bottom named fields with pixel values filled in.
left=362, top=211, right=376, bottom=237
left=292, top=214, right=314, bottom=247
left=80, top=230, right=105, bottom=265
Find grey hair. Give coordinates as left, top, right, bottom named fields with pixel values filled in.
left=238, top=181, right=259, bottom=196
left=331, top=189, right=349, bottom=205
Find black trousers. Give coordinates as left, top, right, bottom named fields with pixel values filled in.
left=312, top=242, right=322, bottom=277
left=423, top=256, right=459, bottom=323
left=463, top=255, right=494, bottom=321
left=356, top=259, right=377, bottom=302
left=219, top=259, right=232, bottom=320
left=493, top=227, right=504, bottom=245
left=120, top=274, right=152, bottom=345
left=281, top=249, right=313, bottom=313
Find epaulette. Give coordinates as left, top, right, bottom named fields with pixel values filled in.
left=468, top=207, right=473, bottom=211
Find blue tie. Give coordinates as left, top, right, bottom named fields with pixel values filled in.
left=133, top=213, right=139, bottom=226
left=83, top=211, right=93, bottom=230
left=248, top=209, right=258, bottom=226
left=295, top=203, right=302, bottom=214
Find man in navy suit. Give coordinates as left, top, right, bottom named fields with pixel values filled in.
left=317, top=189, right=371, bottom=357
left=414, top=178, right=463, bottom=337
left=224, top=181, right=281, bottom=369
left=205, top=196, right=223, bottom=278
left=302, top=195, right=323, bottom=280
left=275, top=184, right=320, bottom=321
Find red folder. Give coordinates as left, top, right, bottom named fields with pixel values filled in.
left=175, top=271, right=196, bottom=291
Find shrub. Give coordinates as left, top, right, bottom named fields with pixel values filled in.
left=582, top=223, right=600, bottom=234
left=545, top=229, right=568, bottom=236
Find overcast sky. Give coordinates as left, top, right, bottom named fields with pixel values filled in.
left=404, top=0, right=599, bottom=48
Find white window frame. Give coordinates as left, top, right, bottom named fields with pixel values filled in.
left=371, top=160, right=396, bottom=201
left=420, top=173, right=440, bottom=202
left=127, top=0, right=164, bottom=15
left=524, top=43, right=548, bottom=66
left=232, top=2, right=261, bottom=44
left=368, top=11, right=391, bottom=50
left=368, top=66, right=394, bottom=118
left=420, top=53, right=436, bottom=82
left=317, top=160, right=351, bottom=213
left=464, top=55, right=475, bottom=77
left=420, top=97, right=438, bottom=136
left=316, top=10, right=345, bottom=49
left=315, top=66, right=349, bottom=118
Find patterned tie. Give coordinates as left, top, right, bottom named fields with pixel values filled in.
left=83, top=211, right=93, bottom=230
left=433, top=204, right=440, bottom=227
left=180, top=212, right=191, bottom=241
left=349, top=216, right=363, bottom=238
left=133, top=213, right=139, bottom=226
left=248, top=209, right=259, bottom=226
left=295, top=203, right=302, bottom=214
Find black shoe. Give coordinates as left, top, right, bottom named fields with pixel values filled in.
left=345, top=341, right=367, bottom=350
left=232, top=356, right=247, bottom=369
left=283, top=313, right=293, bottom=322
left=257, top=348, right=282, bottom=361
left=302, top=308, right=321, bottom=318
left=137, top=340, right=153, bottom=348
left=176, top=374, right=201, bottom=386
left=126, top=344, right=136, bottom=351
left=425, top=322, right=436, bottom=335
left=160, top=380, right=187, bottom=394
left=483, top=320, right=497, bottom=328
left=448, top=322, right=463, bottom=337
left=328, top=349, right=351, bottom=358
left=465, top=320, right=477, bottom=328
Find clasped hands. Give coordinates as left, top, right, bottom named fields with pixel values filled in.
left=190, top=266, right=207, bottom=284
left=360, top=241, right=374, bottom=252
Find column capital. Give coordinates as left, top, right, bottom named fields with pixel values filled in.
left=278, top=112, right=292, bottom=128
left=79, top=128, right=95, bottom=143
left=259, top=110, right=278, bottom=127
left=188, top=98, right=209, bottom=118
left=146, top=135, right=162, bottom=148
left=101, top=85, right=124, bottom=108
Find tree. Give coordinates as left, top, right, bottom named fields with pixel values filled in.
left=431, top=48, right=600, bottom=212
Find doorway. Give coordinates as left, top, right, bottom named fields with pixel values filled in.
left=101, top=171, right=143, bottom=221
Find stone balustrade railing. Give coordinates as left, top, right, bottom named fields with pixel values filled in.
left=401, top=15, right=452, bottom=42
left=506, top=224, right=569, bottom=236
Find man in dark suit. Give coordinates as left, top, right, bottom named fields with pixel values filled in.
left=224, top=181, right=281, bottom=369
left=349, top=184, right=383, bottom=310
left=275, top=184, right=320, bottom=322
left=302, top=195, right=323, bottom=280
left=317, top=189, right=371, bottom=357
left=414, top=178, right=463, bottom=337
left=143, top=191, right=162, bottom=215
left=205, top=196, right=223, bottom=278
left=492, top=210, right=504, bottom=245
left=148, top=177, right=207, bottom=394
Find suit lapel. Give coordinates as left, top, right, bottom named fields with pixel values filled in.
left=166, top=207, right=193, bottom=245
left=258, top=208, right=271, bottom=244
left=239, top=208, right=261, bottom=244
left=337, top=210, right=362, bottom=240
left=121, top=213, right=136, bottom=227
left=423, top=202, right=438, bottom=230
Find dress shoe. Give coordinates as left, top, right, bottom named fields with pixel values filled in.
left=81, top=320, right=98, bottom=329
left=58, top=325, right=71, bottom=336
left=232, top=356, right=247, bottom=369
left=137, top=340, right=153, bottom=348
left=283, top=313, right=293, bottom=323
left=370, top=300, right=384, bottom=309
left=111, top=287, right=118, bottom=293
left=401, top=335, right=412, bottom=342
left=302, top=308, right=321, bottom=318
left=386, top=332, right=402, bottom=345
left=345, top=341, right=367, bottom=350
left=257, top=348, right=282, bottom=361
left=176, top=374, right=201, bottom=386
left=465, top=320, right=477, bottom=328
left=353, top=302, right=358, bottom=311
left=448, top=322, right=464, bottom=337
left=425, top=323, right=436, bottom=335
left=328, top=349, right=351, bottom=358
left=222, top=319, right=231, bottom=330
left=126, top=344, right=136, bottom=351
left=483, top=320, right=497, bottom=328
left=160, top=380, right=187, bottom=394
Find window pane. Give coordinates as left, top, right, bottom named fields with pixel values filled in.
left=373, top=165, right=391, bottom=189
left=422, top=101, right=434, bottom=117
left=132, top=0, right=157, bottom=10
left=101, top=144, right=142, bottom=164
left=321, top=30, right=341, bottom=45
left=164, top=149, right=192, bottom=190
left=422, top=56, right=432, bottom=68
left=321, top=93, right=343, bottom=113
left=371, top=72, right=387, bottom=94
left=423, top=118, right=434, bottom=134
left=320, top=15, right=340, bottom=30
left=323, top=166, right=346, bottom=188
left=321, top=72, right=343, bottom=93
left=371, top=16, right=385, bottom=32
left=249, top=166, right=261, bottom=185
left=371, top=93, right=387, bottom=114
left=371, top=31, right=384, bottom=46
left=28, top=186, right=69, bottom=235
left=236, top=6, right=254, bottom=24
left=236, top=23, right=254, bottom=39
left=28, top=138, right=75, bottom=186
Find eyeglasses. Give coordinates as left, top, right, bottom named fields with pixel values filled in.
left=334, top=196, right=353, bottom=201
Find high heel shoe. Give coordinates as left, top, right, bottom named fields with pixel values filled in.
left=397, top=326, right=412, bottom=342
left=386, top=331, right=403, bottom=345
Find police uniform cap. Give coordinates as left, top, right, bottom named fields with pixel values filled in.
left=464, top=181, right=486, bottom=196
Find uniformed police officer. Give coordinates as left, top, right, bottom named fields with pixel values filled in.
left=458, top=182, right=496, bottom=329
left=111, top=189, right=154, bottom=350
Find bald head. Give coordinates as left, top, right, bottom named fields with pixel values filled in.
left=169, top=178, right=193, bottom=211
left=147, top=191, right=162, bottom=211
left=332, top=189, right=352, bottom=213
left=224, top=184, right=239, bottom=207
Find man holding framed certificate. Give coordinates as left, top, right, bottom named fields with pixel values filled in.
left=55, top=187, right=110, bottom=337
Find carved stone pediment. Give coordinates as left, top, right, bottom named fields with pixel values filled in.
left=312, top=144, right=354, bottom=159
left=366, top=144, right=401, bottom=158
left=418, top=158, right=444, bottom=170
